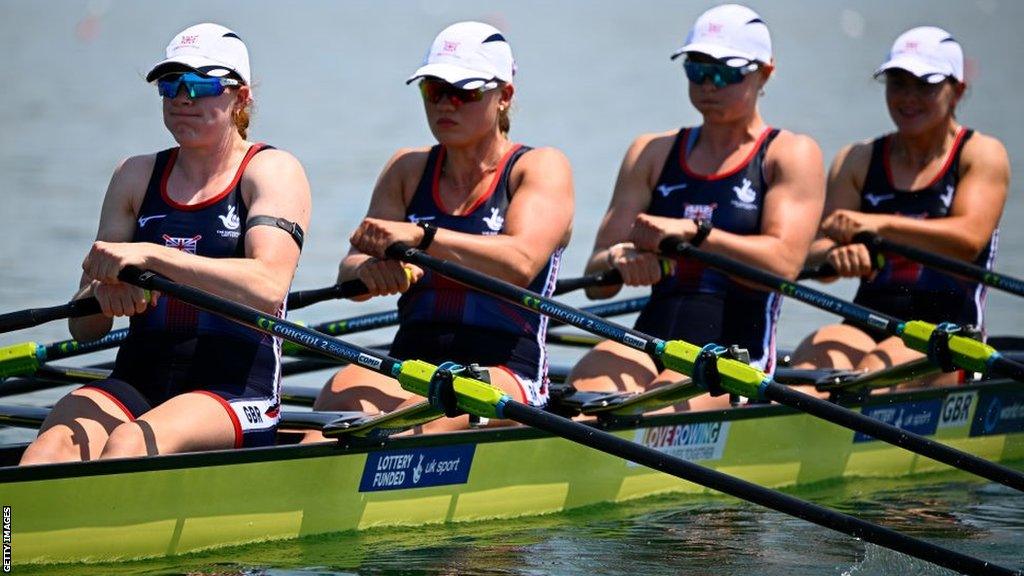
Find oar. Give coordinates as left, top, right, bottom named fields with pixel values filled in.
left=0, top=279, right=369, bottom=336
left=113, top=265, right=1018, bottom=576
left=385, top=243, right=1024, bottom=493
left=658, top=238, right=1024, bottom=384
left=853, top=230, right=1024, bottom=298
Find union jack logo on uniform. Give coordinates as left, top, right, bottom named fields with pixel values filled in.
left=163, top=234, right=202, bottom=254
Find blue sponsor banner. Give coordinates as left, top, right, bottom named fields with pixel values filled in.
left=359, top=444, right=476, bottom=492
left=854, top=399, right=942, bottom=443
left=970, top=391, right=1024, bottom=437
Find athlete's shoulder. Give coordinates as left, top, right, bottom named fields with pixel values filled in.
left=245, top=145, right=306, bottom=175
left=960, top=129, right=1009, bottom=166
left=383, top=146, right=434, bottom=176
left=108, top=153, right=158, bottom=194
left=765, top=129, right=823, bottom=168
left=516, top=145, right=571, bottom=170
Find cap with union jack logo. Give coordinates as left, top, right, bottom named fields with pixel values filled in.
left=406, top=21, right=515, bottom=89
left=670, top=4, right=772, bottom=67
left=146, top=23, right=251, bottom=85
left=874, top=26, right=963, bottom=84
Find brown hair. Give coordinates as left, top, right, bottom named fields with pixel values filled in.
left=498, top=106, right=510, bottom=135
left=232, top=101, right=252, bottom=139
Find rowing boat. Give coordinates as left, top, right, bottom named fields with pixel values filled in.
left=2, top=376, right=1021, bottom=566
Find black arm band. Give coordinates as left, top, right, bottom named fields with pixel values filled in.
left=417, top=221, right=437, bottom=251
left=247, top=215, right=305, bottom=250
left=691, top=218, right=713, bottom=247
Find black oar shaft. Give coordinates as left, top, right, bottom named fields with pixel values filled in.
left=0, top=299, right=101, bottom=333
left=286, top=279, right=368, bottom=311
left=857, top=231, right=1024, bottom=298
left=502, top=401, right=1016, bottom=576
left=114, top=265, right=1016, bottom=575
left=388, top=244, right=1024, bottom=494
left=661, top=239, right=1024, bottom=383
left=763, top=382, right=1024, bottom=491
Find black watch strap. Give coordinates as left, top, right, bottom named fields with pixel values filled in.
left=691, top=218, right=713, bottom=247
left=416, top=221, right=437, bottom=251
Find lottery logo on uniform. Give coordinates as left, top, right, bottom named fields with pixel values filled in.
left=163, top=234, right=202, bottom=254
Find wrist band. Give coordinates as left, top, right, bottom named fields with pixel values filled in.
left=691, top=219, right=713, bottom=247
left=417, top=221, right=437, bottom=251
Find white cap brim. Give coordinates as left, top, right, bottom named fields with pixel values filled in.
left=670, top=42, right=757, bottom=65
left=146, top=54, right=248, bottom=84
left=406, top=62, right=500, bottom=89
left=874, top=55, right=953, bottom=84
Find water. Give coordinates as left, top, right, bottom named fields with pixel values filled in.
left=1, top=0, right=1023, bottom=573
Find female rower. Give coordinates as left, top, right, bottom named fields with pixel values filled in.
left=791, top=26, right=1009, bottom=379
left=310, top=21, right=573, bottom=431
left=20, top=23, right=311, bottom=465
left=566, top=4, right=824, bottom=409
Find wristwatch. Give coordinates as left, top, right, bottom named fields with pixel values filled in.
left=691, top=218, right=713, bottom=247
left=416, top=221, right=437, bottom=251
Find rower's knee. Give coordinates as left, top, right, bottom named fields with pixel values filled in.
left=19, top=428, right=81, bottom=465
left=99, top=422, right=150, bottom=459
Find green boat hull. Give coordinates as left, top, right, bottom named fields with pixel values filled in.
left=2, top=380, right=1022, bottom=566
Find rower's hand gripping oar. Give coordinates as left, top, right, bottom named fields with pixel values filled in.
left=114, top=264, right=1019, bottom=576
left=658, top=237, right=1024, bottom=384
left=384, top=242, right=1024, bottom=494
left=853, top=230, right=1024, bottom=298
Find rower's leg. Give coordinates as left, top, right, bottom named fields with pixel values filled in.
left=299, top=366, right=411, bottom=443
left=314, top=364, right=411, bottom=413
left=565, top=339, right=659, bottom=393
left=98, top=392, right=238, bottom=458
left=19, top=387, right=131, bottom=465
left=858, top=336, right=961, bottom=388
left=789, top=324, right=877, bottom=370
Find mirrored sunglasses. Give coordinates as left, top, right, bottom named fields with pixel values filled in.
left=419, top=78, right=499, bottom=105
left=683, top=60, right=759, bottom=88
left=157, top=72, right=241, bottom=99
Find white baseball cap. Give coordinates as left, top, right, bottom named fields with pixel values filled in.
left=406, top=21, right=515, bottom=89
left=670, top=4, right=772, bottom=66
left=146, top=23, right=251, bottom=85
left=874, top=26, right=963, bottom=84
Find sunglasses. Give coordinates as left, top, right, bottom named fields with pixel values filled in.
left=418, top=78, right=499, bottom=105
left=157, top=72, right=241, bottom=99
left=683, top=60, right=759, bottom=88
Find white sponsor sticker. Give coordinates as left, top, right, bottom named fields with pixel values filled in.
left=623, top=333, right=647, bottom=350
left=357, top=353, right=383, bottom=370
left=629, top=421, right=731, bottom=467
left=938, top=391, right=977, bottom=429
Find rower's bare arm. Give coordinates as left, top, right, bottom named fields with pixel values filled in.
left=426, top=147, right=575, bottom=286
left=70, top=155, right=154, bottom=342
left=871, top=133, right=1010, bottom=261
left=339, top=148, right=427, bottom=298
left=808, top=142, right=871, bottom=265
left=106, top=149, right=311, bottom=314
left=585, top=133, right=669, bottom=299
left=704, top=131, right=826, bottom=280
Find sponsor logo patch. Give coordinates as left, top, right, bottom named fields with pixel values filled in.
left=970, top=391, right=1024, bottom=437
left=854, top=399, right=941, bottom=442
left=938, top=390, right=977, bottom=429
left=359, top=444, right=475, bottom=492
left=631, top=421, right=730, bottom=465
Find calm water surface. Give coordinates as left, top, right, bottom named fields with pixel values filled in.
left=2, top=1, right=1023, bottom=574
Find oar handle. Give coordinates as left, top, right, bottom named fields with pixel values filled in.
left=797, top=262, right=837, bottom=280
left=286, top=279, right=369, bottom=311
left=0, top=298, right=101, bottom=334
left=853, top=230, right=1024, bottom=298
left=553, top=269, right=624, bottom=295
